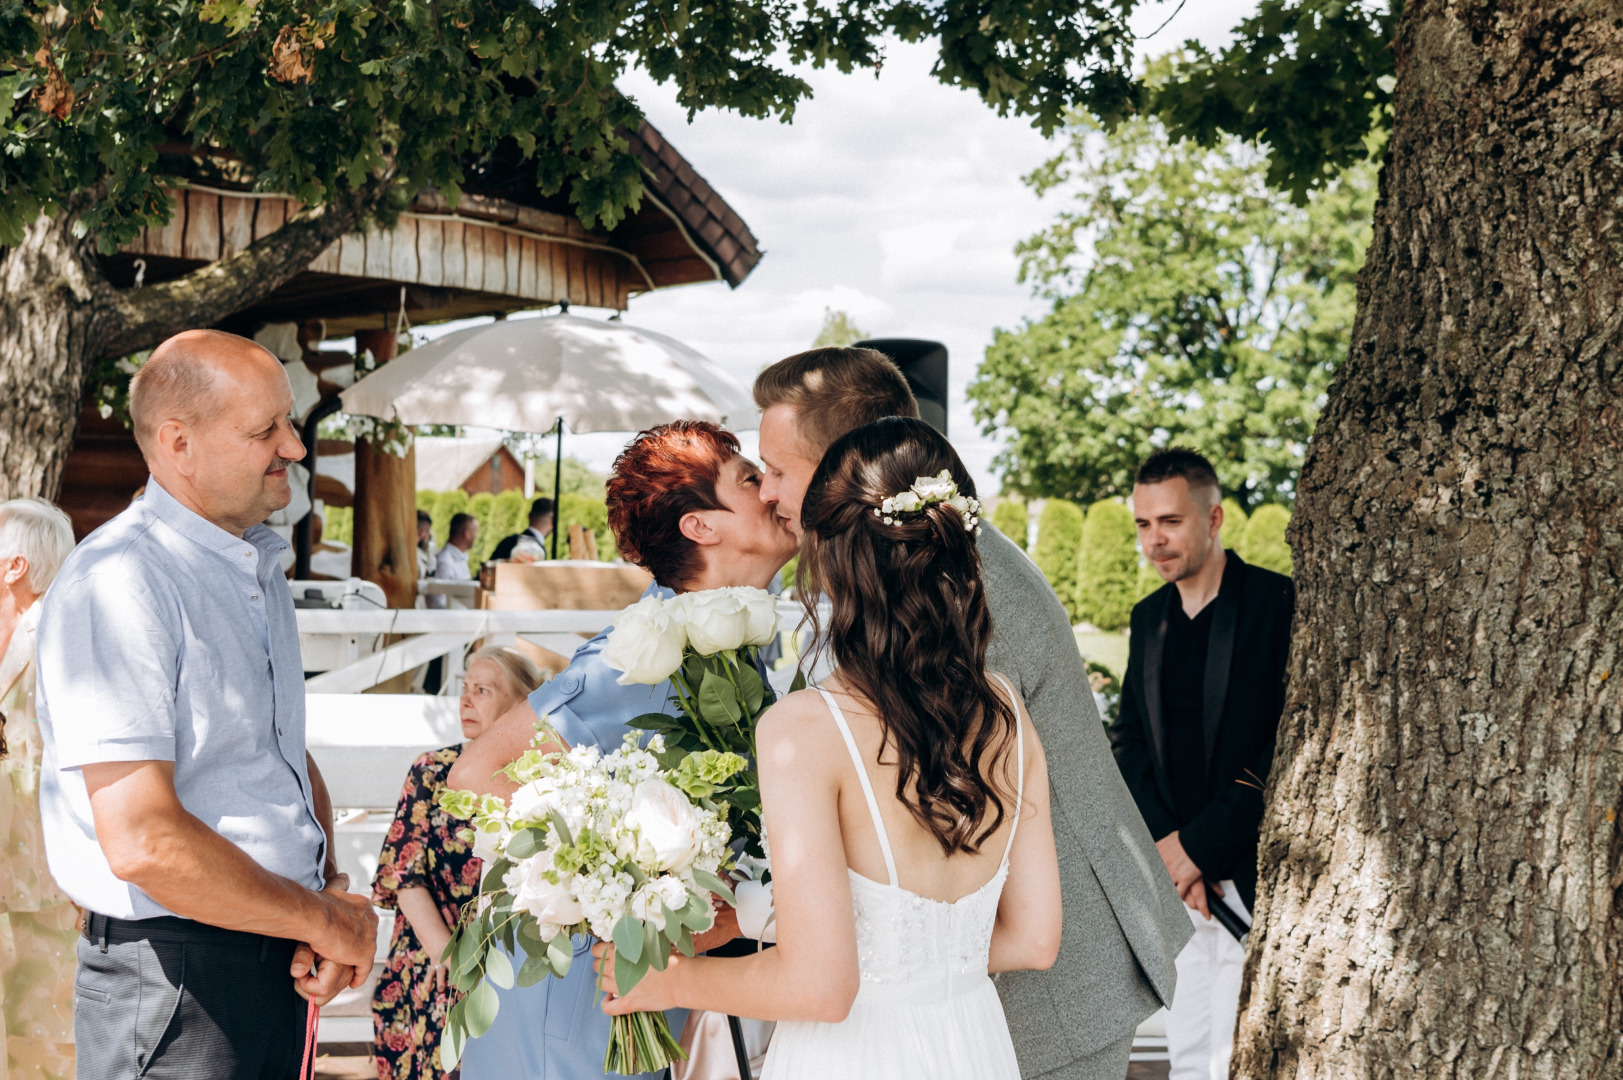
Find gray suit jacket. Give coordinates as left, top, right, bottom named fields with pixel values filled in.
left=979, top=524, right=1192, bottom=1074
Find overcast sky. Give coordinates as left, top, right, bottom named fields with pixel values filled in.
left=450, top=0, right=1259, bottom=490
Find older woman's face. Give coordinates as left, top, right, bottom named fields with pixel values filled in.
left=705, top=455, right=798, bottom=579
left=459, top=658, right=526, bottom=740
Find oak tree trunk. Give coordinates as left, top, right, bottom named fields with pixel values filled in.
left=1234, top=2, right=1623, bottom=1077
left=0, top=178, right=387, bottom=501
left=350, top=329, right=419, bottom=610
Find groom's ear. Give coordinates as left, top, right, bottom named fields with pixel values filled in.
left=679, top=510, right=721, bottom=547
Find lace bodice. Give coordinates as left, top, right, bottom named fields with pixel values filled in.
left=816, top=681, right=1024, bottom=1008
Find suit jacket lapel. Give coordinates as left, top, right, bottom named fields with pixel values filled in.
left=1202, top=552, right=1245, bottom=773
left=1143, top=587, right=1175, bottom=810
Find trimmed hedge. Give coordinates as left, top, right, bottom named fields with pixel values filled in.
left=1239, top=504, right=1292, bottom=575
left=990, top=498, right=1029, bottom=551
left=1220, top=498, right=1248, bottom=551
left=1077, top=499, right=1137, bottom=631
left=1034, top=499, right=1085, bottom=623
left=415, top=489, right=617, bottom=563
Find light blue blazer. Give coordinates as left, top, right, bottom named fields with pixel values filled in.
left=461, top=584, right=687, bottom=1080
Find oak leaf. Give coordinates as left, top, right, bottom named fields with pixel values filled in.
left=269, top=24, right=313, bottom=83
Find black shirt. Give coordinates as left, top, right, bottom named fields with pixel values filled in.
left=1162, top=599, right=1215, bottom=825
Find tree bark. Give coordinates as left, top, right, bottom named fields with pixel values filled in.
left=1234, top=2, right=1623, bottom=1078
left=0, top=177, right=389, bottom=501
left=350, top=329, right=419, bottom=610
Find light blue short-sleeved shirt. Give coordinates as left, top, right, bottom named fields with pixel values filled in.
left=36, top=478, right=327, bottom=919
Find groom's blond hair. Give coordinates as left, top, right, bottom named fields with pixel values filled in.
left=753, top=347, right=919, bottom=456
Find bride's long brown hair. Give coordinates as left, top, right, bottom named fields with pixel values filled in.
left=798, top=417, right=1017, bottom=856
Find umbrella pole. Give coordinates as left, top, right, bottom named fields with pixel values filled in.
left=551, top=416, right=563, bottom=560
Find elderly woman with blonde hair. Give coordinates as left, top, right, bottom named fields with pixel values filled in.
left=0, top=497, right=78, bottom=1080
left=371, top=646, right=545, bottom=1080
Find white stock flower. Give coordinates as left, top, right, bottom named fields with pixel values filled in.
left=632, top=779, right=703, bottom=872
left=508, top=780, right=556, bottom=824
left=602, top=594, right=687, bottom=685
left=506, top=857, right=583, bottom=935
left=630, top=876, right=694, bottom=931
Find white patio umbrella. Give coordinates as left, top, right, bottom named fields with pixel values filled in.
left=339, top=312, right=757, bottom=558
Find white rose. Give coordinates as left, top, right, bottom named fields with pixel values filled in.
left=508, top=780, right=554, bottom=824
left=912, top=472, right=955, bottom=501
left=675, top=590, right=755, bottom=655
left=471, top=823, right=507, bottom=864
left=734, top=586, right=780, bottom=647
left=632, top=779, right=702, bottom=872
left=602, top=595, right=687, bottom=685
left=507, top=857, right=584, bottom=930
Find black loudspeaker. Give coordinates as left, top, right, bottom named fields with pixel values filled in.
left=853, top=338, right=949, bottom=436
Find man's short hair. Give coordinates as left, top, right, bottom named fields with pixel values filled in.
left=448, top=512, right=476, bottom=541
left=416, top=509, right=433, bottom=527
left=1135, top=448, right=1221, bottom=501
left=753, top=347, right=919, bottom=457
left=529, top=497, right=555, bottom=523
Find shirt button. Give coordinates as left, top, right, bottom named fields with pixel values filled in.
left=277, top=727, right=284, bottom=736
left=251, top=594, right=260, bottom=601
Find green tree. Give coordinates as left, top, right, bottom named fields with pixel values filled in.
left=1, top=0, right=1159, bottom=500
left=1032, top=499, right=1084, bottom=624
left=969, top=105, right=1375, bottom=510
left=990, top=498, right=1029, bottom=551
left=1237, top=503, right=1291, bottom=576
left=812, top=309, right=869, bottom=349
left=1077, top=499, right=1136, bottom=630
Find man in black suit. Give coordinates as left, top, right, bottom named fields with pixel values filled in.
left=1109, top=448, right=1293, bottom=1080
left=490, top=497, right=554, bottom=561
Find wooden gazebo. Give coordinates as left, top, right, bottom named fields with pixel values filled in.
left=58, top=119, right=761, bottom=605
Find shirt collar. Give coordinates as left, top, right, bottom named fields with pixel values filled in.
left=142, top=477, right=287, bottom=564
left=642, top=581, right=677, bottom=601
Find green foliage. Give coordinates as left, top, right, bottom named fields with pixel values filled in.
left=1238, top=504, right=1293, bottom=575
left=1077, top=499, right=1136, bottom=631
left=970, top=109, right=1375, bottom=512
left=0, top=0, right=1170, bottom=251
left=466, top=491, right=497, bottom=565
left=1136, top=559, right=1164, bottom=601
left=524, top=454, right=608, bottom=500
left=1149, top=2, right=1397, bottom=202
left=490, top=490, right=529, bottom=550
left=429, top=489, right=469, bottom=549
left=812, top=309, right=869, bottom=349
left=417, top=487, right=614, bottom=561
left=990, top=498, right=1029, bottom=551
left=323, top=504, right=353, bottom=548
left=1086, top=658, right=1121, bottom=726
left=1033, top=499, right=1085, bottom=624
left=1220, top=498, right=1248, bottom=551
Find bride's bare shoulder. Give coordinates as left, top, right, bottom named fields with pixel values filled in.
left=756, top=688, right=842, bottom=763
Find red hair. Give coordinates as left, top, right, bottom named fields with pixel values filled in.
left=606, top=421, right=740, bottom=589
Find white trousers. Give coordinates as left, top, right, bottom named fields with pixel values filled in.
left=1166, top=879, right=1251, bottom=1080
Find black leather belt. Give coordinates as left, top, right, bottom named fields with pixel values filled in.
left=81, top=912, right=287, bottom=959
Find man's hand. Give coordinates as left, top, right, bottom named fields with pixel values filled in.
left=1156, top=831, right=1218, bottom=919
left=291, top=943, right=361, bottom=1005
left=691, top=902, right=741, bottom=955
left=308, top=882, right=380, bottom=970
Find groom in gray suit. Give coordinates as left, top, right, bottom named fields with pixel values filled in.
left=754, top=347, right=1191, bottom=1079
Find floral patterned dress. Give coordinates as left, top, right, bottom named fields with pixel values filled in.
left=372, top=745, right=482, bottom=1080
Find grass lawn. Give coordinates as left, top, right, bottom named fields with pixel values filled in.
left=1075, top=629, right=1129, bottom=678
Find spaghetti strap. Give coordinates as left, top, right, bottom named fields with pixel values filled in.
left=815, top=686, right=900, bottom=888
left=990, top=674, right=1025, bottom=865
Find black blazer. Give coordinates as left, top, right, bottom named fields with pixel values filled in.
left=490, top=528, right=548, bottom=562
left=1108, top=550, right=1293, bottom=910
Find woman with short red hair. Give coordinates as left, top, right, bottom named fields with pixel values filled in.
left=445, top=420, right=796, bottom=1080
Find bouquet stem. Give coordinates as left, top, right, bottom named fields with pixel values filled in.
left=604, top=1010, right=686, bottom=1075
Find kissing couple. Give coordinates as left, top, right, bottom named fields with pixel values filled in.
left=445, top=347, right=1192, bottom=1079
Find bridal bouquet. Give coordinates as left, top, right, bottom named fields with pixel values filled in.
left=600, top=586, right=782, bottom=860
left=437, top=731, right=744, bottom=1074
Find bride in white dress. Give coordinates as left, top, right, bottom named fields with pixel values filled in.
left=596, top=417, right=1063, bottom=1078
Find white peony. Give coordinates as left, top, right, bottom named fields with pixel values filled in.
left=632, top=779, right=703, bottom=872
left=602, top=594, right=688, bottom=685
left=507, top=780, right=555, bottom=824
left=506, top=857, right=584, bottom=935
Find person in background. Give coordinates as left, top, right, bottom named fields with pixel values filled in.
left=417, top=511, right=437, bottom=582
left=0, top=498, right=78, bottom=1080
left=490, top=498, right=554, bottom=563
left=35, top=329, right=377, bottom=1080
left=372, top=647, right=544, bottom=1080
left=428, top=514, right=478, bottom=611
left=1110, top=448, right=1293, bottom=1080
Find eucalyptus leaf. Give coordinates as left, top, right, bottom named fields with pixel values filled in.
left=615, top=942, right=648, bottom=997
left=485, top=946, right=515, bottom=990
left=517, top=950, right=551, bottom=987
left=442, top=1000, right=467, bottom=1070
left=613, top=915, right=644, bottom=964
left=548, top=808, right=574, bottom=847
left=547, top=930, right=574, bottom=977
left=644, top=921, right=666, bottom=971
left=505, top=827, right=546, bottom=860
left=693, top=867, right=737, bottom=906
left=464, top=977, right=500, bottom=1039
left=481, top=857, right=512, bottom=893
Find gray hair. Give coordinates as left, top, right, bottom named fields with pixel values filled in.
left=466, top=646, right=545, bottom=698
left=0, top=498, right=76, bottom=594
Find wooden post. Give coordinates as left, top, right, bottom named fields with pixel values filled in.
left=351, top=329, right=418, bottom=609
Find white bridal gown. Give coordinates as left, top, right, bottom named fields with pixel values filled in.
left=762, top=681, right=1026, bottom=1080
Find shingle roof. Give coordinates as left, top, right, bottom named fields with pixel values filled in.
left=622, top=120, right=763, bottom=288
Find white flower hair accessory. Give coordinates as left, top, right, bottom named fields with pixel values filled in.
left=873, top=470, right=983, bottom=533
